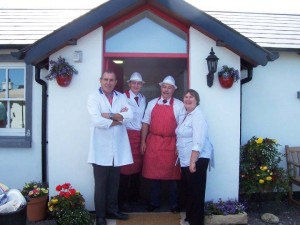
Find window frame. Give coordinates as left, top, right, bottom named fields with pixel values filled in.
left=0, top=54, right=32, bottom=148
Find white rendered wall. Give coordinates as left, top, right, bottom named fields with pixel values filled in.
left=0, top=61, right=42, bottom=190
left=242, top=52, right=300, bottom=166
left=47, top=27, right=103, bottom=210
left=189, top=27, right=241, bottom=201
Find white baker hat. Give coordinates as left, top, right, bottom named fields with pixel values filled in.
left=127, top=72, right=145, bottom=83
left=159, top=75, right=177, bottom=89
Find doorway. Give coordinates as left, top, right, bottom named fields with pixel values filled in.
left=105, top=57, right=188, bottom=101
left=105, top=56, right=188, bottom=212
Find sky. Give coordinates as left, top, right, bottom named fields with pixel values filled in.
left=1, top=0, right=299, bottom=14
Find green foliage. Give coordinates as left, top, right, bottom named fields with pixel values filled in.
left=240, top=136, right=289, bottom=199
left=57, top=208, right=93, bottom=225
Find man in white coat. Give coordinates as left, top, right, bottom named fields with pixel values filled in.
left=87, top=70, right=133, bottom=225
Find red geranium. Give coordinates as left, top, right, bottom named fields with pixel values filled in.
left=48, top=182, right=86, bottom=221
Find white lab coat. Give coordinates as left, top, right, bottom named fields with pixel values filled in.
left=87, top=89, right=133, bottom=166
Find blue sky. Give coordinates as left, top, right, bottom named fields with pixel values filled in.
left=1, top=0, right=299, bottom=14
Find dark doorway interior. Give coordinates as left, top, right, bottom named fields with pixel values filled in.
left=105, top=57, right=188, bottom=212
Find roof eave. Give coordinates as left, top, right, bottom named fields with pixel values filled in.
left=21, top=0, right=142, bottom=65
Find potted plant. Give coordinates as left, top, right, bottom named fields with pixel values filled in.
left=21, top=181, right=49, bottom=222
left=204, top=199, right=248, bottom=225
left=45, top=56, right=78, bottom=87
left=218, top=65, right=240, bottom=88
left=240, top=137, right=289, bottom=202
left=48, top=182, right=92, bottom=225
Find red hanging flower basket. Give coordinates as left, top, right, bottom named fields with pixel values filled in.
left=56, top=74, right=73, bottom=87
left=219, top=76, right=234, bottom=89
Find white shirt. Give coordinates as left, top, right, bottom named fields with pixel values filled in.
left=123, top=90, right=146, bottom=131
left=142, top=96, right=184, bottom=125
left=87, top=89, right=133, bottom=166
left=175, top=105, right=214, bottom=167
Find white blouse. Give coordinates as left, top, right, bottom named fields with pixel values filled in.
left=175, top=105, right=214, bottom=167
left=123, top=90, right=146, bottom=131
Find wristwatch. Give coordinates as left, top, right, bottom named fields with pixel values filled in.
left=109, top=113, right=113, bottom=120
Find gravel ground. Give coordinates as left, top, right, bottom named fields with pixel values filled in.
left=25, top=200, right=300, bottom=225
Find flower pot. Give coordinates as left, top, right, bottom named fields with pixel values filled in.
left=205, top=212, right=248, bottom=225
left=26, top=195, right=48, bottom=222
left=219, top=76, right=234, bottom=88
left=56, top=74, right=73, bottom=87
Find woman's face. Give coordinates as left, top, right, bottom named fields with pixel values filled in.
left=183, top=92, right=197, bottom=112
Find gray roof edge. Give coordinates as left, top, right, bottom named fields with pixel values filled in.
left=157, top=0, right=277, bottom=66
left=21, top=0, right=138, bottom=64
left=17, top=0, right=276, bottom=66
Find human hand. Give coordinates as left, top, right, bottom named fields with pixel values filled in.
left=101, top=113, right=110, bottom=119
left=189, top=162, right=196, bottom=173
left=120, top=107, right=128, bottom=112
left=140, top=142, right=146, bottom=155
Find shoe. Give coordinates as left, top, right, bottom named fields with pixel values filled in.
left=147, top=204, right=160, bottom=212
left=106, top=211, right=128, bottom=220
left=96, top=217, right=107, bottom=225
left=170, top=205, right=180, bottom=213
left=120, top=203, right=132, bottom=212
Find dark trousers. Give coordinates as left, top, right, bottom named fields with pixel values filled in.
left=118, top=172, right=141, bottom=205
left=150, top=179, right=178, bottom=208
left=93, top=164, right=120, bottom=218
left=181, top=158, right=209, bottom=225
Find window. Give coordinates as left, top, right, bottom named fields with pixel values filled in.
left=0, top=56, right=32, bottom=148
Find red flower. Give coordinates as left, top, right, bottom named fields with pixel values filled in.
left=64, top=192, right=71, bottom=198
left=69, top=188, right=76, bottom=195
left=56, top=185, right=62, bottom=191
left=62, top=183, right=70, bottom=190
left=59, top=191, right=65, bottom=197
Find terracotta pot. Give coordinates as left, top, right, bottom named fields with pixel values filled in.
left=27, top=195, right=48, bottom=222
left=56, top=74, right=73, bottom=87
left=219, top=75, right=234, bottom=88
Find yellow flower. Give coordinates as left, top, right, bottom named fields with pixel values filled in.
left=266, top=176, right=272, bottom=181
left=48, top=206, right=53, bottom=212
left=256, top=174, right=260, bottom=177
left=255, top=137, right=263, bottom=144
left=260, top=166, right=268, bottom=171
left=270, top=172, right=273, bottom=175
left=259, top=179, right=265, bottom=184
left=51, top=198, right=58, bottom=204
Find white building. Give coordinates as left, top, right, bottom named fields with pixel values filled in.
left=0, top=0, right=299, bottom=210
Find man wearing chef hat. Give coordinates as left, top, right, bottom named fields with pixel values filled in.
left=141, top=75, right=184, bottom=213
left=119, top=72, right=146, bottom=212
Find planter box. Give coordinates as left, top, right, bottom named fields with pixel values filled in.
left=205, top=212, right=248, bottom=225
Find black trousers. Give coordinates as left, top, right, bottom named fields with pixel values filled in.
left=118, top=172, right=141, bottom=205
left=181, top=158, right=209, bottom=225
left=93, top=164, right=120, bottom=218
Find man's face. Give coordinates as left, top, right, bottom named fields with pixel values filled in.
left=128, top=81, right=143, bottom=95
left=100, top=72, right=117, bottom=94
left=161, top=83, right=175, bottom=100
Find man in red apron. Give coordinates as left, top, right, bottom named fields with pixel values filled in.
left=141, top=75, right=184, bottom=213
left=119, top=72, right=146, bottom=212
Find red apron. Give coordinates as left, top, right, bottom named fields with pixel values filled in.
left=120, top=130, right=143, bottom=175
left=142, top=98, right=181, bottom=180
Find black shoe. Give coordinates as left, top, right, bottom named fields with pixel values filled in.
left=147, top=204, right=160, bottom=212
left=106, top=211, right=128, bottom=220
left=96, top=217, right=107, bottom=225
left=120, top=203, right=132, bottom=212
left=170, top=205, right=180, bottom=213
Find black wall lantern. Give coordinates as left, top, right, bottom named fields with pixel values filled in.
left=206, top=48, right=219, bottom=87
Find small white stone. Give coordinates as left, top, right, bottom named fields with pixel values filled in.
left=261, top=213, right=280, bottom=224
